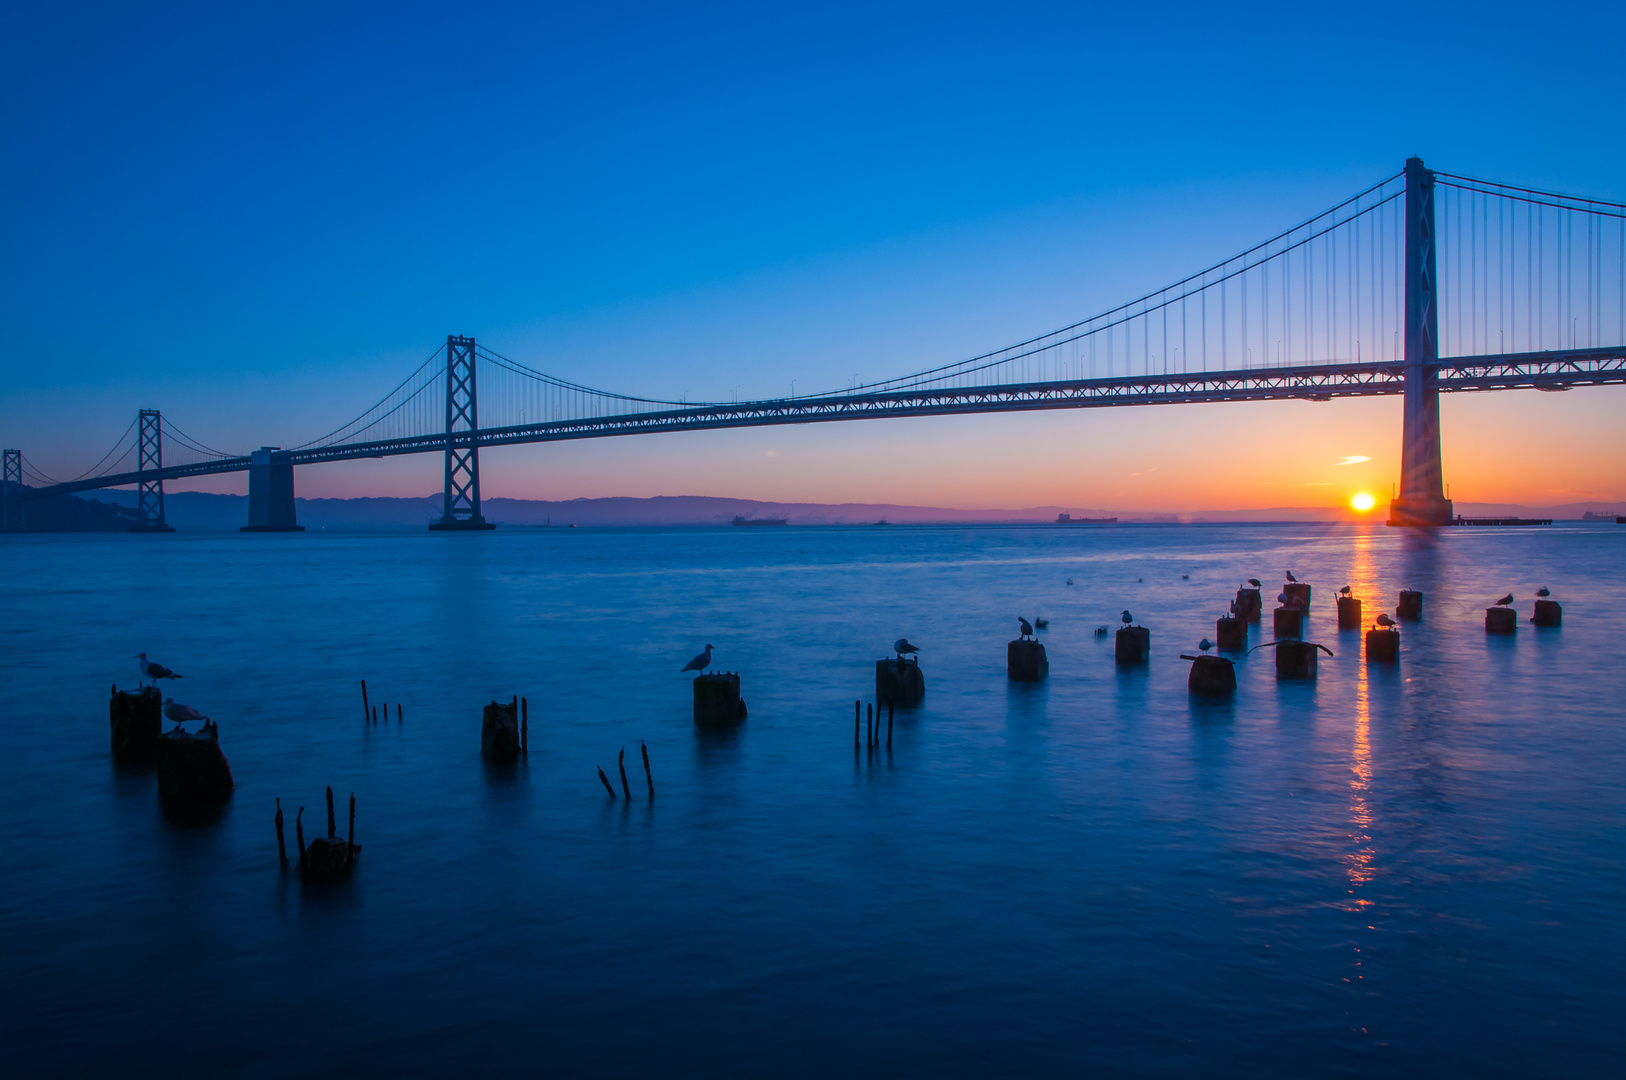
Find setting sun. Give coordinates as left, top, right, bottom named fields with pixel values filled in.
left=1351, top=492, right=1377, bottom=512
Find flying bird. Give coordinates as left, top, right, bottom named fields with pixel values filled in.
left=1248, top=578, right=1262, bottom=588
left=1198, top=638, right=1213, bottom=652
left=1375, top=613, right=1397, bottom=628
left=1340, top=585, right=1352, bottom=596
left=135, top=653, right=182, bottom=684
left=162, top=698, right=205, bottom=728
left=1285, top=571, right=1298, bottom=583
left=893, top=638, right=919, bottom=657
left=1018, top=617, right=1034, bottom=639
left=1494, top=594, right=1514, bottom=607
left=1120, top=610, right=1134, bottom=625
left=1536, top=587, right=1551, bottom=597
left=681, top=644, right=715, bottom=672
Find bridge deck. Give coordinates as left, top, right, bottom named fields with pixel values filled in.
left=18, top=348, right=1625, bottom=501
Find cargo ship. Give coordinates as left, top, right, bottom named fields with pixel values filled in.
left=1055, top=513, right=1118, bottom=524
left=732, top=516, right=787, bottom=526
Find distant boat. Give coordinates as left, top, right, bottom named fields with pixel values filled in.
left=732, top=516, right=787, bottom=527
left=1056, top=513, right=1118, bottom=524
left=875, top=518, right=893, bottom=526
left=1581, top=510, right=1621, bottom=521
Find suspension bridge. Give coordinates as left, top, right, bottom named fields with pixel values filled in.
left=4, top=158, right=1623, bottom=532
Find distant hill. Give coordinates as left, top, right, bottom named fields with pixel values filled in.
left=67, top=489, right=1626, bottom=531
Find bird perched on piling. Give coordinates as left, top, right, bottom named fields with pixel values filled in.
left=1198, top=638, right=1213, bottom=652
left=681, top=644, right=715, bottom=672
left=1494, top=593, right=1514, bottom=607
left=1248, top=578, right=1262, bottom=588
left=1374, top=613, right=1397, bottom=628
left=1018, top=617, right=1034, bottom=639
left=162, top=698, right=205, bottom=729
left=1285, top=571, right=1298, bottom=583
left=1537, top=587, right=1551, bottom=597
left=894, top=638, right=919, bottom=658
left=1120, top=609, right=1134, bottom=626
left=135, top=653, right=182, bottom=685
left=1340, top=585, right=1353, bottom=596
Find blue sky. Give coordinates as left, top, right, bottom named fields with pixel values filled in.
left=3, top=1, right=1623, bottom=507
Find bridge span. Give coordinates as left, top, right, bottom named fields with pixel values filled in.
left=5, top=158, right=1623, bottom=531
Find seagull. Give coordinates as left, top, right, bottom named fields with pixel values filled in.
left=1285, top=571, right=1298, bottom=583
left=894, top=637, right=919, bottom=657
left=1494, top=593, right=1514, bottom=607
left=1277, top=592, right=1289, bottom=605
left=1248, top=578, right=1262, bottom=588
left=135, top=653, right=182, bottom=685
left=162, top=697, right=205, bottom=729
left=1018, top=617, right=1034, bottom=639
left=1033, top=617, right=1049, bottom=629
left=1198, top=638, right=1213, bottom=652
left=1375, top=613, right=1397, bottom=628
left=681, top=644, right=715, bottom=672
left=1340, top=585, right=1352, bottom=596
left=1536, top=587, right=1551, bottom=597
left=1120, top=609, right=1134, bottom=625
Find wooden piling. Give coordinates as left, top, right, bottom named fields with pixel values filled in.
left=274, top=798, right=287, bottom=864
left=325, top=785, right=336, bottom=838
left=521, top=696, right=529, bottom=755
left=618, top=746, right=631, bottom=798
left=887, top=701, right=893, bottom=749
left=598, top=766, right=617, bottom=798
left=361, top=679, right=369, bottom=722
left=295, top=807, right=306, bottom=864
left=641, top=740, right=654, bottom=797
left=867, top=703, right=873, bottom=747
left=396, top=703, right=402, bottom=722
left=346, top=793, right=356, bottom=866
left=371, top=705, right=377, bottom=724
left=854, top=700, right=860, bottom=747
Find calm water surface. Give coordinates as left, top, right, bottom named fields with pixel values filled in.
left=3, top=523, right=1623, bottom=1077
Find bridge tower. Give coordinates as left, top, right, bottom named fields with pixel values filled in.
left=128, top=409, right=175, bottom=533
left=1389, top=157, right=1454, bottom=526
left=2, top=449, right=22, bottom=532
left=429, top=334, right=495, bottom=531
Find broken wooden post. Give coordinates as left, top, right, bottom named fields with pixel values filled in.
left=887, top=701, right=893, bottom=749
left=1008, top=638, right=1049, bottom=680
left=875, top=657, right=925, bottom=706
left=1115, top=625, right=1150, bottom=665
left=1215, top=616, right=1246, bottom=652
left=346, top=793, right=356, bottom=867
left=641, top=740, right=654, bottom=797
left=1532, top=599, right=1562, bottom=627
left=521, top=696, right=529, bottom=755
left=326, top=785, right=336, bottom=837
left=1397, top=590, right=1424, bottom=620
left=1336, top=595, right=1362, bottom=630
left=155, top=722, right=235, bottom=808
left=481, top=698, right=522, bottom=760
left=1183, top=654, right=1237, bottom=697
left=275, top=798, right=287, bottom=865
left=371, top=705, right=377, bottom=724
left=1234, top=587, right=1262, bottom=623
left=854, top=700, right=861, bottom=747
left=598, top=766, right=617, bottom=798
left=109, top=685, right=162, bottom=759
left=1486, top=606, right=1518, bottom=635
left=295, top=807, right=306, bottom=863
left=618, top=746, right=631, bottom=798
left=1273, top=606, right=1304, bottom=638
left=1365, top=627, right=1399, bottom=662
left=693, top=672, right=747, bottom=728
left=361, top=679, right=369, bottom=722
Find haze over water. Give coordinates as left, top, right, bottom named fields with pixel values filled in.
left=4, top=523, right=1623, bottom=1077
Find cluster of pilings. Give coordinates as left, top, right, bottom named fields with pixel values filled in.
left=275, top=786, right=360, bottom=880
left=598, top=742, right=656, bottom=799
left=852, top=699, right=894, bottom=753
left=110, top=684, right=234, bottom=810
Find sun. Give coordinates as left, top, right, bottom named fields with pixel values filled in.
left=1351, top=492, right=1377, bottom=512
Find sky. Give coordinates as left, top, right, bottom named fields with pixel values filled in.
left=2, top=0, right=1623, bottom=511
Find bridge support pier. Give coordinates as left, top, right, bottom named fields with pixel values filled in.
left=2, top=449, right=23, bottom=532
left=1389, top=157, right=1454, bottom=527
left=430, top=334, right=495, bottom=531
left=241, top=448, right=304, bottom=532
